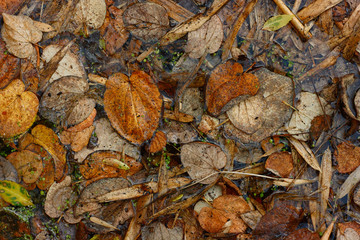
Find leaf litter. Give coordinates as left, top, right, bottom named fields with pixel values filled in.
left=0, top=0, right=360, bottom=239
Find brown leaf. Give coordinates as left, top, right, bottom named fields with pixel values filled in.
left=253, top=204, right=303, bottom=239
left=148, top=131, right=167, bottom=153
left=40, top=76, right=94, bottom=127
left=337, top=222, right=360, bottom=239
left=0, top=156, right=18, bottom=183
left=206, top=61, right=259, bottom=116
left=184, top=15, right=223, bottom=59
left=0, top=79, right=39, bottom=139
left=309, top=114, right=332, bottom=140
left=198, top=207, right=247, bottom=234
left=212, top=195, right=251, bottom=215
left=320, top=148, right=332, bottom=219
left=335, top=142, right=360, bottom=174
left=44, top=176, right=75, bottom=218
left=0, top=0, right=24, bottom=19
left=66, top=108, right=96, bottom=132
left=224, top=68, right=294, bottom=143
left=100, top=6, right=129, bottom=55
left=74, top=118, right=140, bottom=162
left=6, top=150, right=43, bottom=184
left=1, top=13, right=44, bottom=59
left=123, top=2, right=169, bottom=42
left=142, top=222, right=183, bottom=240
left=31, top=125, right=66, bottom=181
left=104, top=71, right=162, bottom=145
left=265, top=152, right=294, bottom=178
left=79, top=151, right=142, bottom=181
left=288, top=137, right=321, bottom=172
left=180, top=142, right=227, bottom=184
left=284, top=228, right=320, bottom=240
left=60, top=125, right=95, bottom=152
left=0, top=39, right=20, bottom=89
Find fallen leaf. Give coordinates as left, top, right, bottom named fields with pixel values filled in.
left=284, top=228, right=320, bottom=240
left=309, top=114, right=332, bottom=140
left=338, top=164, right=360, bottom=199
left=0, top=0, right=24, bottom=19
left=198, top=114, right=220, bottom=135
left=142, top=222, right=183, bottom=240
left=6, top=150, right=43, bottom=184
left=31, top=125, right=66, bottom=181
left=213, top=195, right=251, bottom=215
left=0, top=180, right=33, bottom=206
left=287, top=92, right=333, bottom=141
left=60, top=125, right=95, bottom=152
left=123, top=2, right=169, bottom=42
left=263, top=14, right=293, bottom=31
left=0, top=210, right=32, bottom=239
left=355, top=88, right=360, bottom=119
left=70, top=0, right=106, bottom=32
left=74, top=118, right=140, bottom=162
left=100, top=6, right=129, bottom=55
left=0, top=79, right=39, bottom=139
left=40, top=76, right=95, bottom=127
left=288, top=137, right=321, bottom=172
left=203, top=185, right=223, bottom=202
left=335, top=142, right=360, bottom=173
left=224, top=68, right=294, bottom=143
left=180, top=142, right=227, bottom=184
left=265, top=152, right=294, bottom=177
left=79, top=151, right=142, bottom=181
left=148, top=131, right=167, bottom=153
left=198, top=207, right=247, bottom=233
left=104, top=71, right=162, bottom=145
left=41, top=44, right=86, bottom=85
left=179, top=88, right=203, bottom=119
left=163, top=120, right=198, bottom=144
left=44, top=176, right=75, bottom=218
left=337, top=222, right=360, bottom=240
left=66, top=108, right=96, bottom=132
left=1, top=13, right=51, bottom=60
left=184, top=15, right=223, bottom=59
left=163, top=109, right=195, bottom=123
left=253, top=204, right=302, bottom=239
left=0, top=156, right=18, bottom=183
left=206, top=61, right=259, bottom=116
left=0, top=39, right=20, bottom=89
left=75, top=177, right=131, bottom=216
left=240, top=210, right=262, bottom=230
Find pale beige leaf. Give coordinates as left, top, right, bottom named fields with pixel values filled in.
left=142, top=222, right=183, bottom=240
left=309, top=200, right=319, bottom=231
left=273, top=178, right=316, bottom=187
left=74, top=0, right=106, bottom=29
left=320, top=148, right=332, bottom=219
left=181, top=142, right=227, bottom=184
left=288, top=137, right=321, bottom=171
left=287, top=92, right=333, bottom=141
left=338, top=165, right=360, bottom=199
left=355, top=88, right=360, bottom=119
left=184, top=15, right=223, bottom=59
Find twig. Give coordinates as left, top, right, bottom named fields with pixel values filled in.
left=272, top=0, right=312, bottom=40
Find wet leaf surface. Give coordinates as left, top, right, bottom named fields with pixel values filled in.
left=142, top=222, right=183, bottom=240
left=184, top=15, right=223, bottom=59
left=263, top=15, right=293, bottom=31
left=335, top=141, right=360, bottom=174
left=0, top=180, right=33, bottom=206
left=0, top=79, right=39, bottom=138
left=123, top=2, right=169, bottom=42
left=224, top=68, right=293, bottom=143
left=104, top=71, right=162, bottom=144
left=206, top=60, right=260, bottom=116
left=180, top=142, right=227, bottom=184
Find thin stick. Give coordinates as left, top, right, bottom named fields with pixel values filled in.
left=272, top=0, right=312, bottom=40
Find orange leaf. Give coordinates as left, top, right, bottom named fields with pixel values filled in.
left=104, top=71, right=162, bottom=144
left=0, top=39, right=20, bottom=89
left=148, top=131, right=167, bottom=153
left=206, top=61, right=259, bottom=116
left=31, top=125, right=66, bottom=181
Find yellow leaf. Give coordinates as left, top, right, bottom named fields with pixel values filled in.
left=0, top=180, right=34, bottom=206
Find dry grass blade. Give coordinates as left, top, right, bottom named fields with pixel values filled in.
left=89, top=216, right=119, bottom=231
left=337, top=165, right=360, bottom=199
left=273, top=178, right=316, bottom=187
left=320, top=148, right=332, bottom=219
left=320, top=216, right=338, bottom=240
left=148, top=0, right=194, bottom=23
left=95, top=178, right=190, bottom=202
left=288, top=137, right=321, bottom=172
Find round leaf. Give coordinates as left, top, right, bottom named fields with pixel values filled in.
left=104, top=71, right=162, bottom=145
left=180, top=142, right=227, bottom=184
left=206, top=61, right=259, bottom=116
left=0, top=79, right=39, bottom=138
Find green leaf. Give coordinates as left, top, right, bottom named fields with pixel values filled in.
left=0, top=180, right=34, bottom=206
left=263, top=14, right=293, bottom=31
